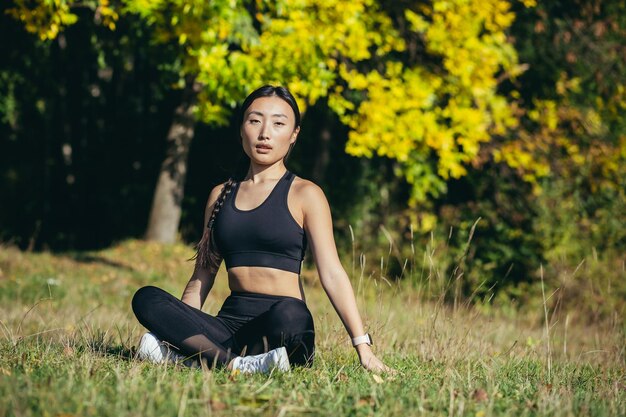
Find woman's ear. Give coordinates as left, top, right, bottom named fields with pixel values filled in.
left=290, top=126, right=300, bottom=144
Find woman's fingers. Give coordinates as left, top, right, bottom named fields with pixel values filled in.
left=361, top=353, right=396, bottom=375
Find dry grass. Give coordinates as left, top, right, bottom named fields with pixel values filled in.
left=0, top=239, right=624, bottom=416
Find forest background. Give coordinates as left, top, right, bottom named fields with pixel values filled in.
left=1, top=0, right=625, bottom=316
left=1, top=1, right=625, bottom=416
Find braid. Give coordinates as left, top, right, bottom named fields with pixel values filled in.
left=191, top=178, right=235, bottom=269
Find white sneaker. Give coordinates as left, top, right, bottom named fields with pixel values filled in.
left=231, top=346, right=291, bottom=374
left=136, top=332, right=186, bottom=364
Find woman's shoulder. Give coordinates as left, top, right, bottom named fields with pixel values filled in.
left=291, top=175, right=328, bottom=205
left=207, top=179, right=236, bottom=206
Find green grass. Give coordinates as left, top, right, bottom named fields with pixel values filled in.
left=1, top=240, right=624, bottom=416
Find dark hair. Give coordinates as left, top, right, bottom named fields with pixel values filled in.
left=241, top=84, right=301, bottom=129
left=190, top=178, right=234, bottom=269
left=191, top=85, right=301, bottom=269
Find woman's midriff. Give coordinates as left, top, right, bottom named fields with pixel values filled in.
left=227, top=266, right=305, bottom=300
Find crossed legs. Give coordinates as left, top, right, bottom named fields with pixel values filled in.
left=131, top=286, right=315, bottom=368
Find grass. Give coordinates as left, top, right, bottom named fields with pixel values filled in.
left=0, top=239, right=624, bottom=416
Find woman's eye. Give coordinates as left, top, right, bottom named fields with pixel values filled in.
left=274, top=122, right=285, bottom=126
left=249, top=119, right=260, bottom=124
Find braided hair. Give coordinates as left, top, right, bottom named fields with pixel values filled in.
left=191, top=178, right=235, bottom=269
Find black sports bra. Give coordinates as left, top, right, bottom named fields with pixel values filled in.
left=213, top=170, right=307, bottom=274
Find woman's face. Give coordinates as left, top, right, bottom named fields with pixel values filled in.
left=240, top=96, right=300, bottom=165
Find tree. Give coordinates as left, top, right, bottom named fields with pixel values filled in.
left=500, top=0, right=626, bottom=259
left=330, top=0, right=529, bottom=215
left=8, top=0, right=401, bottom=243
left=133, top=0, right=402, bottom=242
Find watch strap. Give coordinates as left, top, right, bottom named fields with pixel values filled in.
left=351, top=333, right=372, bottom=347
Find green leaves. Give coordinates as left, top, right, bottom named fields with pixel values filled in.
left=8, top=0, right=521, bottom=205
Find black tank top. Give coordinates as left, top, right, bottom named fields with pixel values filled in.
left=213, top=170, right=307, bottom=274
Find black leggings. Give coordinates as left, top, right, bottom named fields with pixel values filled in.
left=131, top=286, right=315, bottom=368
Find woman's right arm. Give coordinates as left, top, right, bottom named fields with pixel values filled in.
left=180, top=184, right=224, bottom=310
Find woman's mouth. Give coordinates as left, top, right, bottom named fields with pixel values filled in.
left=255, top=144, right=272, bottom=153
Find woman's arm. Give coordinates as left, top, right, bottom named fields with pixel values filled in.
left=301, top=182, right=393, bottom=373
left=180, top=184, right=224, bottom=310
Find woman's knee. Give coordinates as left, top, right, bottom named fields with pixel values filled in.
left=131, top=285, right=167, bottom=319
left=267, top=298, right=314, bottom=333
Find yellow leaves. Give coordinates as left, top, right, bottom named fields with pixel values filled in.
left=7, top=0, right=76, bottom=40
left=97, top=0, right=119, bottom=31
left=7, top=0, right=118, bottom=40
left=327, top=89, right=354, bottom=117
left=418, top=213, right=438, bottom=233
left=343, top=66, right=440, bottom=165
left=340, top=66, right=369, bottom=90
left=405, top=10, right=428, bottom=33
left=491, top=2, right=515, bottom=30
left=556, top=73, right=582, bottom=95
left=529, top=99, right=558, bottom=131
left=581, top=108, right=606, bottom=136
left=225, top=0, right=402, bottom=115
left=496, top=144, right=538, bottom=170
left=420, top=0, right=517, bottom=94
left=60, top=12, right=78, bottom=25
left=520, top=0, right=537, bottom=7
left=497, top=91, right=622, bottom=193
left=9, top=0, right=552, bottom=208
left=332, top=0, right=521, bottom=201
left=217, top=21, right=230, bottom=40
left=255, top=0, right=399, bottom=64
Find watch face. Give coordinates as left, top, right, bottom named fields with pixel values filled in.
left=368, top=333, right=373, bottom=345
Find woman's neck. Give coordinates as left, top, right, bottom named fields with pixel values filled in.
left=245, top=162, right=287, bottom=183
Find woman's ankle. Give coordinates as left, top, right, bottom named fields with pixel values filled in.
left=227, top=357, right=238, bottom=370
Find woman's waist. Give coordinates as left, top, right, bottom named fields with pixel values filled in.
left=218, top=286, right=308, bottom=320
left=227, top=267, right=303, bottom=298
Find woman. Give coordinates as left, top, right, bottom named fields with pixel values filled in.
left=132, top=85, right=391, bottom=374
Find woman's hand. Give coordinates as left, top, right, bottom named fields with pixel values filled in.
left=355, top=344, right=396, bottom=375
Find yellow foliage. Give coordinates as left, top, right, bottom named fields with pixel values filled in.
left=241, top=0, right=402, bottom=110
left=114, top=0, right=402, bottom=124
left=14, top=0, right=585, bottom=206
left=340, top=0, right=520, bottom=204
left=7, top=0, right=118, bottom=40
left=519, top=0, right=537, bottom=7
left=499, top=84, right=625, bottom=194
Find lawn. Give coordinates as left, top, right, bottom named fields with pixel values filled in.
left=1, top=240, right=624, bottom=416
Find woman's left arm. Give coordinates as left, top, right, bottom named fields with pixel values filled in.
left=300, top=182, right=393, bottom=374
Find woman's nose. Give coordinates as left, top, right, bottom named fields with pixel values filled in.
left=259, top=123, right=270, bottom=139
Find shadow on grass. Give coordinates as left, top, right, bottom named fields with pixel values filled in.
left=77, top=339, right=136, bottom=361
left=74, top=326, right=137, bottom=361
left=65, top=253, right=137, bottom=271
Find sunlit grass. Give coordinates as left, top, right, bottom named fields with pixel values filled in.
left=0, top=239, right=624, bottom=416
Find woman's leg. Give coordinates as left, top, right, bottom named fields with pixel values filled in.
left=230, top=297, right=315, bottom=366
left=131, top=286, right=236, bottom=367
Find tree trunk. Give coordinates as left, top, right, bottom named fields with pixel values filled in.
left=144, top=77, right=198, bottom=243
